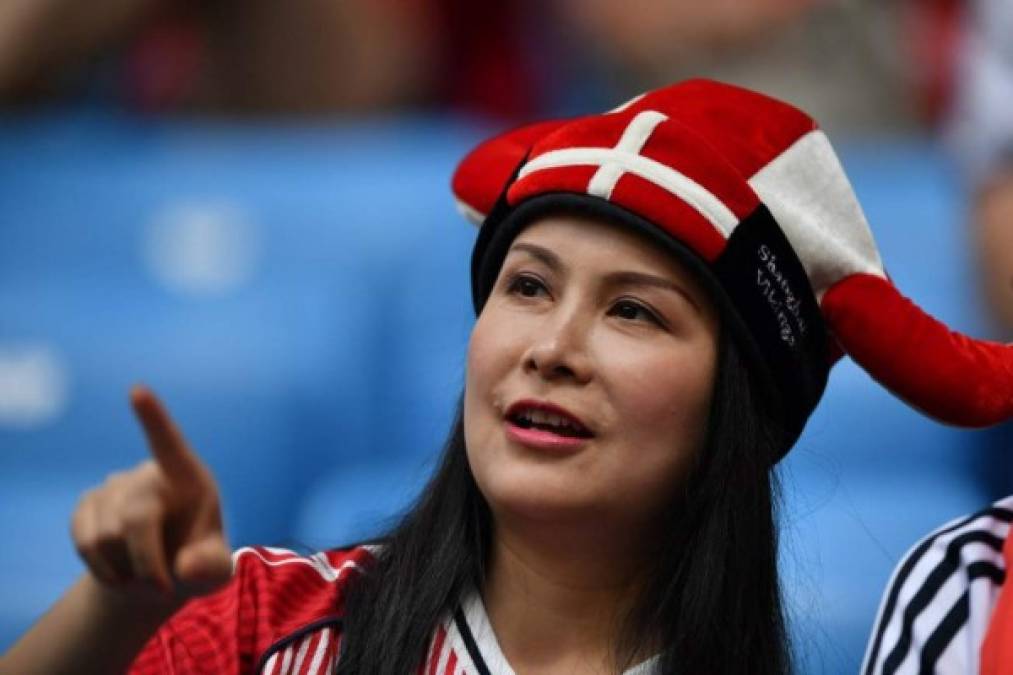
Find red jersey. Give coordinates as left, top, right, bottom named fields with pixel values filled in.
left=128, top=545, right=374, bottom=674
left=128, top=545, right=661, bottom=674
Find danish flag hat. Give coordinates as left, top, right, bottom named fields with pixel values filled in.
left=452, top=79, right=1013, bottom=454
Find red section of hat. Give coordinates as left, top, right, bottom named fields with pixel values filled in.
left=609, top=174, right=726, bottom=262
left=450, top=80, right=817, bottom=225
left=519, top=109, right=761, bottom=224
left=525, top=112, right=630, bottom=158
left=451, top=119, right=568, bottom=217
left=636, top=119, right=760, bottom=221
left=506, top=165, right=601, bottom=209
left=632, top=79, right=817, bottom=179
left=502, top=104, right=758, bottom=260
left=822, top=273, right=1013, bottom=427
left=504, top=163, right=727, bottom=263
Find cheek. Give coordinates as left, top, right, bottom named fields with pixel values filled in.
left=464, top=313, right=515, bottom=444
left=463, top=315, right=518, bottom=505
left=608, top=341, right=716, bottom=452
left=465, top=315, right=507, bottom=405
left=603, top=345, right=716, bottom=516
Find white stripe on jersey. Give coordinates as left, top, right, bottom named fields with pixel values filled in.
left=279, top=644, right=294, bottom=674
left=290, top=629, right=315, bottom=674
left=306, top=628, right=332, bottom=675
left=460, top=592, right=514, bottom=675
left=862, top=495, right=1013, bottom=675
left=261, top=629, right=334, bottom=675
left=445, top=610, right=482, bottom=674
left=446, top=589, right=662, bottom=674
left=232, top=546, right=366, bottom=583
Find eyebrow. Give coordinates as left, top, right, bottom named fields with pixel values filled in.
left=507, top=242, right=704, bottom=313
left=509, top=242, right=561, bottom=270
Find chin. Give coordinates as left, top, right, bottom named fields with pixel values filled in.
left=479, top=468, right=603, bottom=522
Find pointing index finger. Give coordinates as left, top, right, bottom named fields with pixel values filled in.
left=130, top=385, right=204, bottom=484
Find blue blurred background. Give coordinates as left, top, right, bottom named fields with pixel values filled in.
left=1, top=1, right=1011, bottom=672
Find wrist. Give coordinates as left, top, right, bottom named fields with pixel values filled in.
left=0, top=573, right=187, bottom=675
left=81, top=572, right=185, bottom=626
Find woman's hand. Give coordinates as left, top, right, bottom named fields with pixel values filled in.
left=0, top=388, right=234, bottom=673
left=70, top=385, right=233, bottom=605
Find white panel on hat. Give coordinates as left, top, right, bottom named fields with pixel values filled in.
left=455, top=199, right=486, bottom=227
left=748, top=130, right=887, bottom=298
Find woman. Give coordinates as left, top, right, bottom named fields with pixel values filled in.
left=2, top=79, right=1010, bottom=675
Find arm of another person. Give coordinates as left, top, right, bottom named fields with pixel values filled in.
left=0, top=386, right=233, bottom=675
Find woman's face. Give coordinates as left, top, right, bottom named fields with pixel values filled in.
left=464, top=213, right=720, bottom=530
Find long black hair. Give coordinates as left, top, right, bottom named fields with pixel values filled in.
left=338, top=326, right=791, bottom=674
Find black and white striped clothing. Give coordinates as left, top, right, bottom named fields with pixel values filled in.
left=862, top=496, right=1013, bottom=674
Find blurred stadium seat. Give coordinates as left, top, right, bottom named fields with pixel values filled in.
left=0, top=111, right=996, bottom=672
left=0, top=109, right=480, bottom=649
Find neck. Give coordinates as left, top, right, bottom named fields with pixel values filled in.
left=481, top=515, right=658, bottom=673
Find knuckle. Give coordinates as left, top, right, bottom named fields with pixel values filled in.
left=76, top=547, right=98, bottom=569
left=130, top=465, right=170, bottom=499
left=70, top=513, right=89, bottom=543
left=70, top=497, right=88, bottom=526
left=121, top=502, right=161, bottom=532
left=103, top=470, right=129, bottom=487
left=106, top=466, right=147, bottom=490
left=71, top=498, right=99, bottom=544
left=95, top=519, right=124, bottom=546
left=78, top=540, right=113, bottom=571
left=74, top=538, right=97, bottom=558
left=74, top=488, right=99, bottom=514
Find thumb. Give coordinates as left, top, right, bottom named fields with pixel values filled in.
left=173, top=534, right=233, bottom=596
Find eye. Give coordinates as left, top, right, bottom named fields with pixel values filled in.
left=505, top=273, right=549, bottom=299
left=609, top=299, right=663, bottom=326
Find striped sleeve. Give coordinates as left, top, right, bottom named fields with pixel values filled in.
left=862, top=496, right=1013, bottom=675
left=127, top=545, right=374, bottom=675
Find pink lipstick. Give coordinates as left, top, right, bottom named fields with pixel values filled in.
left=503, top=398, right=595, bottom=452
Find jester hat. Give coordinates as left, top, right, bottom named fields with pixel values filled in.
left=453, top=79, right=1013, bottom=457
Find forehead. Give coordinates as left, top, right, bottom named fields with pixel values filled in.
left=507, top=212, right=700, bottom=282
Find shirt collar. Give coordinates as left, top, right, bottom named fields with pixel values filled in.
left=452, top=588, right=661, bottom=674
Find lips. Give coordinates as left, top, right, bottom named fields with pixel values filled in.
left=504, top=399, right=595, bottom=438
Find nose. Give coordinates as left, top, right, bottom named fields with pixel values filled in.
left=522, top=305, right=593, bottom=384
